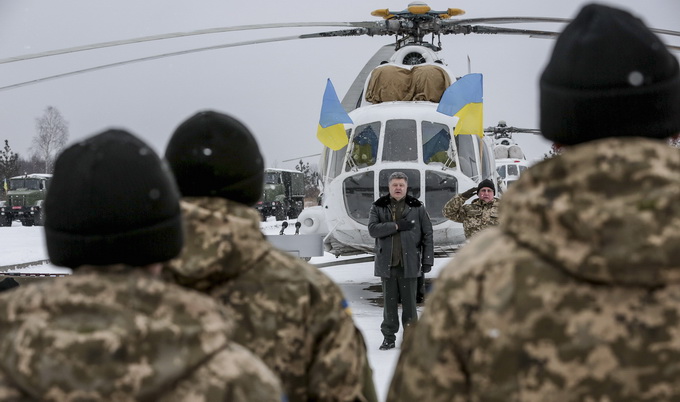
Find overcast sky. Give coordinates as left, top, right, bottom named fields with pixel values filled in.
left=1, top=0, right=678, bottom=170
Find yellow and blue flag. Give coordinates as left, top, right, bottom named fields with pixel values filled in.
left=436, top=73, right=483, bottom=137
left=317, top=79, right=353, bottom=150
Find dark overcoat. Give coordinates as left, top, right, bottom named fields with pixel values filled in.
left=368, top=194, right=434, bottom=278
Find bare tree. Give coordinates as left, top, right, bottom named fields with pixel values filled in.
left=33, top=106, right=69, bottom=173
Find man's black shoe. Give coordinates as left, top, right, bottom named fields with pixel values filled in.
left=379, top=339, right=395, bottom=350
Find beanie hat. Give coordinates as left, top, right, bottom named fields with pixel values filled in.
left=478, top=179, right=495, bottom=194
left=165, top=111, right=264, bottom=206
left=44, top=130, right=183, bottom=268
left=540, top=4, right=680, bottom=145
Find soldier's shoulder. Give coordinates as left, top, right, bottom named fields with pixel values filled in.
left=262, top=248, right=341, bottom=290
left=438, top=229, right=518, bottom=286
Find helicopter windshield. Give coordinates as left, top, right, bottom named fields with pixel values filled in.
left=422, top=121, right=455, bottom=168
left=382, top=120, right=418, bottom=162
left=347, top=122, right=380, bottom=171
left=496, top=165, right=506, bottom=179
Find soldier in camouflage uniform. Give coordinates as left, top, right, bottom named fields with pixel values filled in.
left=163, top=111, right=377, bottom=402
left=389, top=5, right=680, bottom=401
left=442, top=178, right=499, bottom=239
left=0, top=130, right=282, bottom=401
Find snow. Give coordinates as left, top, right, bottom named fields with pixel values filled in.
left=0, top=220, right=452, bottom=401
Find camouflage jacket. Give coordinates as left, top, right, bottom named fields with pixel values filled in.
left=389, top=138, right=680, bottom=401
left=0, top=267, right=282, bottom=401
left=163, top=197, right=377, bottom=402
left=442, top=194, right=499, bottom=238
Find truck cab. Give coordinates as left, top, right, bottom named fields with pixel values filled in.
left=0, top=173, right=52, bottom=226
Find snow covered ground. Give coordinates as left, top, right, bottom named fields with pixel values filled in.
left=0, top=220, right=453, bottom=401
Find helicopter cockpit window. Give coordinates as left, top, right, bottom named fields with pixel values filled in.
left=343, top=171, right=375, bottom=225
left=329, top=130, right=350, bottom=178
left=496, top=165, right=506, bottom=179
left=346, top=123, right=380, bottom=171
left=425, top=171, right=457, bottom=225
left=507, top=164, right=520, bottom=177
left=382, top=120, right=417, bottom=162
left=422, top=121, right=455, bottom=168
left=454, top=134, right=478, bottom=179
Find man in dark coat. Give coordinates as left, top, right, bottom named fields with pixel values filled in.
left=368, top=171, right=434, bottom=350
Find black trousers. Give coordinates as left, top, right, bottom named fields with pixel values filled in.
left=380, top=266, right=418, bottom=342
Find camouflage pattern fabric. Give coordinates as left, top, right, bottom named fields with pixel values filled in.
left=442, top=194, right=499, bottom=238
left=388, top=138, right=680, bottom=401
left=0, top=267, right=283, bottom=401
left=163, top=197, right=377, bottom=402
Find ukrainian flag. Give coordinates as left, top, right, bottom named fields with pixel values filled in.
left=436, top=73, right=484, bottom=137
left=317, top=79, right=353, bottom=150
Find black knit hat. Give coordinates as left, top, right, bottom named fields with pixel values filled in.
left=540, top=4, right=680, bottom=145
left=165, top=111, right=264, bottom=206
left=478, top=179, right=495, bottom=194
left=44, top=130, right=183, bottom=268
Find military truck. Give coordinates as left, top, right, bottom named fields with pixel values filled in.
left=256, top=169, right=305, bottom=221
left=0, top=173, right=52, bottom=226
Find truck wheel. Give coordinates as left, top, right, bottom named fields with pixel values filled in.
left=21, top=219, right=34, bottom=227
left=275, top=211, right=286, bottom=221
left=0, top=216, right=11, bottom=227
left=34, top=210, right=44, bottom=226
left=287, top=208, right=300, bottom=220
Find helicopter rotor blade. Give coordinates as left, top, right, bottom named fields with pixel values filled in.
left=0, top=32, right=358, bottom=92
left=459, top=25, right=561, bottom=38
left=0, top=22, right=377, bottom=65
left=452, top=17, right=570, bottom=25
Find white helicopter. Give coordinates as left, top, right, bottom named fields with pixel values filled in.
left=294, top=3, right=568, bottom=256
left=1, top=2, right=679, bottom=258
left=484, top=121, right=541, bottom=194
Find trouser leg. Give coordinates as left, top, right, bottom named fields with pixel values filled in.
left=381, top=273, right=399, bottom=343
left=416, top=273, right=425, bottom=302
left=398, top=275, right=418, bottom=327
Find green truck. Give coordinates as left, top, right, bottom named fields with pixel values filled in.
left=0, top=173, right=52, bottom=226
left=256, top=169, right=305, bottom=221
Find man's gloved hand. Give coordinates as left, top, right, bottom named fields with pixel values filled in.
left=396, top=218, right=415, bottom=231
left=462, top=187, right=478, bottom=199
left=421, top=264, right=432, bottom=274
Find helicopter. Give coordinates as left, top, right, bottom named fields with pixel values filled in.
left=1, top=2, right=679, bottom=258
left=484, top=120, right=541, bottom=194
